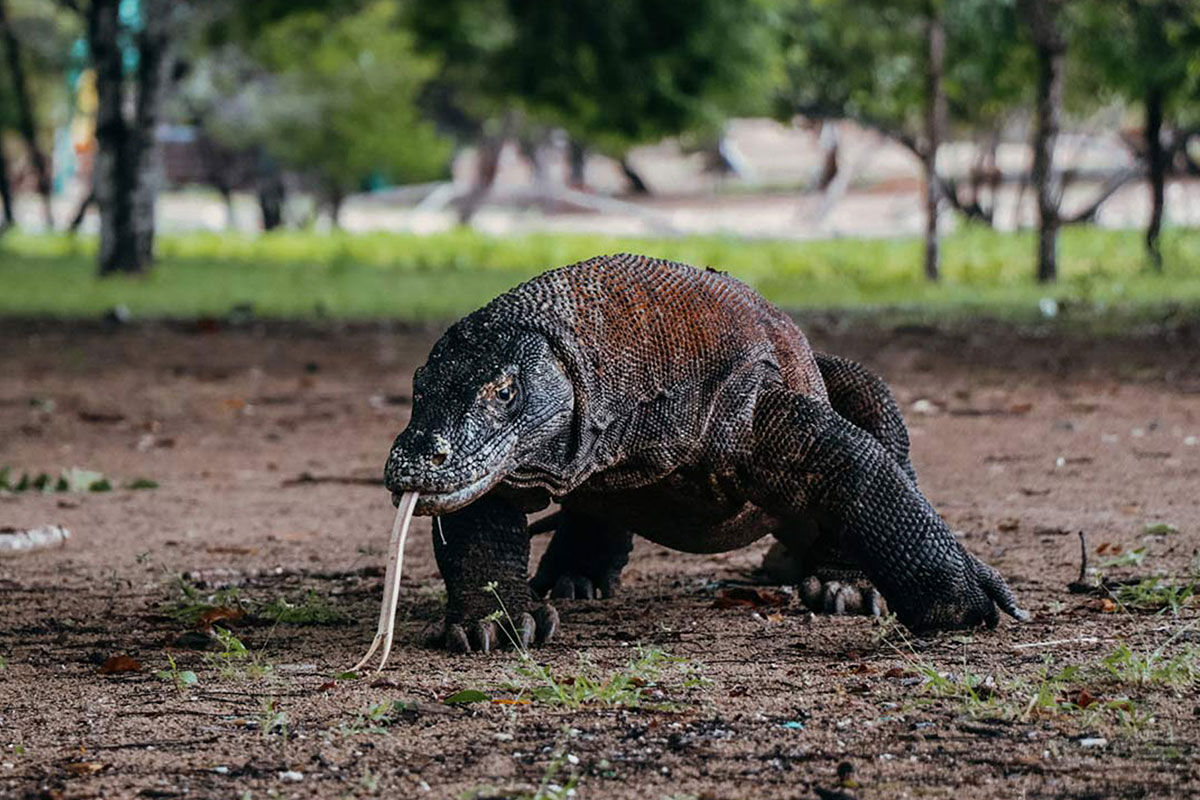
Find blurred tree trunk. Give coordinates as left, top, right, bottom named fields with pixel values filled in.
left=567, top=139, right=587, bottom=189
left=620, top=158, right=651, bottom=195
left=130, top=0, right=172, bottom=269
left=0, top=141, right=14, bottom=229
left=257, top=152, right=285, bottom=231
left=1145, top=84, right=1165, bottom=271
left=89, top=0, right=139, bottom=275
left=1022, top=0, right=1065, bottom=284
left=89, top=0, right=173, bottom=276
left=0, top=0, right=54, bottom=229
left=68, top=188, right=94, bottom=234
left=922, top=3, right=946, bottom=282
left=328, top=187, right=344, bottom=229
left=457, top=113, right=514, bottom=225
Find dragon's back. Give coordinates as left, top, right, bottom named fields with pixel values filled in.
left=478, top=253, right=825, bottom=404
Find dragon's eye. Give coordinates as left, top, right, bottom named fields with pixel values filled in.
left=496, top=383, right=517, bottom=404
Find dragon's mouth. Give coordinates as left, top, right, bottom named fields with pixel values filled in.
left=391, top=471, right=503, bottom=515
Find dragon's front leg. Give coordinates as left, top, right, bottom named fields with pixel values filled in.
left=430, top=494, right=558, bottom=653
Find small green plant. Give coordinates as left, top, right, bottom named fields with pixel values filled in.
left=202, top=627, right=274, bottom=680
left=462, top=749, right=580, bottom=800
left=1101, top=640, right=1200, bottom=687
left=155, top=653, right=199, bottom=693
left=1143, top=522, right=1179, bottom=536
left=0, top=466, right=157, bottom=493
left=260, top=590, right=346, bottom=625
left=258, top=698, right=289, bottom=738
left=165, top=576, right=245, bottom=625
left=481, top=582, right=697, bottom=709
left=1112, top=576, right=1198, bottom=614
left=1097, top=547, right=1148, bottom=569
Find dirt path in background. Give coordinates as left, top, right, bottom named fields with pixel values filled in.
left=1, top=320, right=1198, bottom=799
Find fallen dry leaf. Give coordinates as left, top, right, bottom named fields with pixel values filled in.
left=99, top=655, right=142, bottom=674
left=317, top=680, right=338, bottom=692
left=66, top=762, right=104, bottom=775
left=1099, top=598, right=1118, bottom=613
left=491, top=698, right=531, bottom=705
left=198, top=606, right=244, bottom=630
left=205, top=545, right=259, bottom=556
left=713, top=587, right=791, bottom=609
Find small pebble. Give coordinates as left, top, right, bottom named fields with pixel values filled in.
left=278, top=770, right=304, bottom=782
left=1078, top=737, right=1107, bottom=748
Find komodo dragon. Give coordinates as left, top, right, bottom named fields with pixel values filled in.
left=370, top=253, right=1027, bottom=657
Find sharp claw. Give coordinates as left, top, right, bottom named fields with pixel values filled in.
left=575, top=576, right=594, bottom=599
left=518, top=612, right=536, bottom=649
left=472, top=621, right=495, bottom=653
left=834, top=584, right=860, bottom=615
left=799, top=575, right=823, bottom=610
left=533, top=604, right=559, bottom=644
left=447, top=624, right=471, bottom=653
left=423, top=620, right=447, bottom=646
left=598, top=577, right=620, bottom=599
left=821, top=580, right=843, bottom=613
left=552, top=575, right=575, bottom=599
left=866, top=589, right=884, bottom=618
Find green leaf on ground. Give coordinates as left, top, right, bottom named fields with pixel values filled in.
left=443, top=689, right=489, bottom=705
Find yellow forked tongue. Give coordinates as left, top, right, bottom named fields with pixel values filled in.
left=350, top=491, right=419, bottom=673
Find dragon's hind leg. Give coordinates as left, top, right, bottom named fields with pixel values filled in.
left=759, top=354, right=919, bottom=615
left=764, top=516, right=885, bottom=617
left=744, top=387, right=1028, bottom=632
left=530, top=508, right=634, bottom=600
left=815, top=352, right=917, bottom=483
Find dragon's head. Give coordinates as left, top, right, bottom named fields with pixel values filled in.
left=383, top=326, right=574, bottom=515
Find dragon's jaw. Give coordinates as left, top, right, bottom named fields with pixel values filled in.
left=391, top=469, right=506, bottom=516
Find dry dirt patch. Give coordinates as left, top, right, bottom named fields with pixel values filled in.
left=1, top=320, right=1198, bottom=799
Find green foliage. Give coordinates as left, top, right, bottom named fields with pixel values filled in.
left=1113, top=577, right=1198, bottom=615
left=1070, top=1, right=1200, bottom=115
left=203, top=627, right=275, bottom=681
left=773, top=0, right=1031, bottom=140
left=260, top=590, right=346, bottom=625
left=0, top=466, right=154, bottom=493
left=409, top=0, right=773, bottom=153
left=442, top=689, right=489, bottom=705
left=3, top=228, right=1200, bottom=324
left=195, top=0, right=451, bottom=203
left=1102, top=641, right=1200, bottom=687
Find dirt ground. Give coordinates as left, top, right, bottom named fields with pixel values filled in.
left=2, top=317, right=1199, bottom=800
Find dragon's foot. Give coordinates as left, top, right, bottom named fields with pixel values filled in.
left=544, top=572, right=620, bottom=600
left=762, top=540, right=884, bottom=617
left=896, top=551, right=1031, bottom=632
left=530, top=516, right=632, bottom=601
left=799, top=576, right=884, bottom=617
left=427, top=605, right=559, bottom=653
left=430, top=578, right=559, bottom=653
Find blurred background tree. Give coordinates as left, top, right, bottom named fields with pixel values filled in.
left=0, top=0, right=1195, bottom=285
left=190, top=0, right=451, bottom=228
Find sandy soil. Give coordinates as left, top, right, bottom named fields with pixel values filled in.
left=1, top=318, right=1198, bottom=799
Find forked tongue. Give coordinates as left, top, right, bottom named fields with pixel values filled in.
left=350, top=491, right=419, bottom=672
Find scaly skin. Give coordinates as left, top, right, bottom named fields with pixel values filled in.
left=382, top=254, right=1028, bottom=652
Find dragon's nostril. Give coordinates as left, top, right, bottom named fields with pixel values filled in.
left=431, top=453, right=447, bottom=467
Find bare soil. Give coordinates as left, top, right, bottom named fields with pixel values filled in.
left=2, top=318, right=1199, bottom=800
